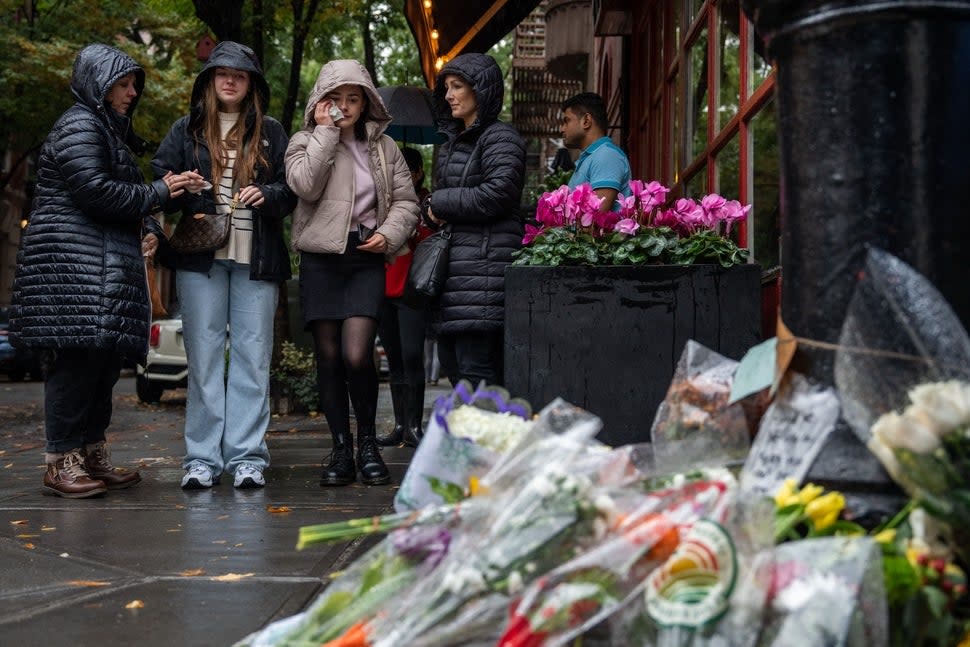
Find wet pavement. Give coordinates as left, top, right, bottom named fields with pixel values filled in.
left=0, top=375, right=449, bottom=646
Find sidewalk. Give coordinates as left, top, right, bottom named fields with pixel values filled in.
left=0, top=377, right=449, bottom=646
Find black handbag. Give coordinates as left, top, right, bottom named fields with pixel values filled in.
left=401, top=225, right=451, bottom=308
left=168, top=211, right=232, bottom=254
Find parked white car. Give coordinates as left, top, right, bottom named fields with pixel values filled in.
left=136, top=316, right=188, bottom=403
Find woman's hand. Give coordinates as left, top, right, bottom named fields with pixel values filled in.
left=180, top=169, right=210, bottom=194
left=236, top=184, right=265, bottom=208
left=162, top=171, right=192, bottom=198
left=141, top=233, right=159, bottom=259
left=313, top=99, right=337, bottom=127
left=357, top=232, right=389, bottom=254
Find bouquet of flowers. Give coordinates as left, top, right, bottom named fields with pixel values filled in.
left=513, top=180, right=750, bottom=267
left=394, top=381, right=533, bottom=512
left=498, top=469, right=738, bottom=647
left=867, top=380, right=970, bottom=564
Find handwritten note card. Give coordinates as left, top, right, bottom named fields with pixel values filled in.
left=740, top=374, right=840, bottom=497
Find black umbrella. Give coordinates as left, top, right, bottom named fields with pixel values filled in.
left=377, top=85, right=445, bottom=145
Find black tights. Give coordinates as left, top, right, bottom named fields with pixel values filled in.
left=312, top=316, right=379, bottom=436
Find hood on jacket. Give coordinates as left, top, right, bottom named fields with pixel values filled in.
left=433, top=53, right=503, bottom=133
left=71, top=44, right=145, bottom=123
left=190, top=41, right=270, bottom=129
left=301, top=59, right=391, bottom=137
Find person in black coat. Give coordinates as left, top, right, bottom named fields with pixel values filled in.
left=425, top=52, right=526, bottom=386
left=152, top=41, right=295, bottom=491
left=9, top=44, right=189, bottom=498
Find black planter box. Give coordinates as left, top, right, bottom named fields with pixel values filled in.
left=504, top=264, right=762, bottom=447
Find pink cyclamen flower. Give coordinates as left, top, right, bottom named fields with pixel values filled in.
left=593, top=209, right=620, bottom=234
left=640, top=181, right=671, bottom=210
left=522, top=223, right=544, bottom=245
left=614, top=218, right=640, bottom=235
left=567, top=183, right=603, bottom=227
left=673, top=198, right=706, bottom=232
left=536, top=186, right=569, bottom=227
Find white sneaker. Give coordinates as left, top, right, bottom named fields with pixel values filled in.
left=181, top=463, right=216, bottom=489
left=233, top=463, right=265, bottom=489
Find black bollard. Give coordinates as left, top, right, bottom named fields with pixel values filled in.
left=743, top=0, right=970, bottom=524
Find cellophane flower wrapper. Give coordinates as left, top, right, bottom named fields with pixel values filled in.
left=756, top=537, right=888, bottom=647
left=366, top=434, right=619, bottom=647
left=651, top=341, right=752, bottom=472
left=235, top=527, right=448, bottom=647
left=606, top=491, right=775, bottom=647
left=833, top=248, right=970, bottom=560
left=395, top=381, right=533, bottom=512
left=835, top=248, right=970, bottom=446
left=498, top=468, right=742, bottom=647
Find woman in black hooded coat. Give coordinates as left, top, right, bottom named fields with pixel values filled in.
left=9, top=44, right=188, bottom=498
left=425, top=52, right=526, bottom=386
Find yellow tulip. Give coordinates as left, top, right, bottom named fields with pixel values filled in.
left=873, top=528, right=897, bottom=544
left=797, top=482, right=825, bottom=505
left=774, top=479, right=799, bottom=507
left=805, top=491, right=845, bottom=531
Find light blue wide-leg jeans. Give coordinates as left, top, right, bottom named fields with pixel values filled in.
left=177, top=260, right=277, bottom=475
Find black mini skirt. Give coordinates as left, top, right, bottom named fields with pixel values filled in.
left=299, top=233, right=386, bottom=326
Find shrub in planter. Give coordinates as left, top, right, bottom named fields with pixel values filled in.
left=271, top=341, right=318, bottom=414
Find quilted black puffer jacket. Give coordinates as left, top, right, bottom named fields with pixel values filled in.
left=430, top=52, right=526, bottom=335
left=9, top=44, right=168, bottom=359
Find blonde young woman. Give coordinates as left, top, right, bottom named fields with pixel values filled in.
left=286, top=60, right=418, bottom=486
left=153, top=42, right=295, bottom=490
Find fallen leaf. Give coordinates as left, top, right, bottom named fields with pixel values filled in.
left=167, top=529, right=181, bottom=533
left=217, top=515, right=229, bottom=520
left=59, top=553, right=69, bottom=557
left=233, top=543, right=243, bottom=548
left=67, top=580, right=110, bottom=587
left=16, top=534, right=39, bottom=539
left=179, top=568, right=205, bottom=577
left=212, top=539, right=227, bottom=544
left=23, top=543, right=35, bottom=550
left=4, top=463, right=12, bottom=468
left=125, top=600, right=145, bottom=609
left=210, top=573, right=253, bottom=582
left=10, top=520, right=27, bottom=525
left=41, top=526, right=56, bottom=531
left=267, top=505, right=291, bottom=514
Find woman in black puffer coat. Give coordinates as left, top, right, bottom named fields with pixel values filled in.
left=425, top=53, right=526, bottom=386
left=9, top=44, right=189, bottom=498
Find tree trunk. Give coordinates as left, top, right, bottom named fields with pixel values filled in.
left=193, top=0, right=245, bottom=42
left=361, top=1, right=377, bottom=83
left=251, top=0, right=264, bottom=64
left=281, top=0, right=321, bottom=134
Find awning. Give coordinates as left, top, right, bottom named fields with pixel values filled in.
left=405, top=0, right=544, bottom=87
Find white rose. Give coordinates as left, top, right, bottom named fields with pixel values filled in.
left=871, top=411, right=940, bottom=453
left=908, top=381, right=970, bottom=432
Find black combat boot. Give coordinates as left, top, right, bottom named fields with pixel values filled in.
left=320, top=430, right=356, bottom=486
left=402, top=382, right=426, bottom=448
left=356, top=426, right=391, bottom=485
left=376, top=383, right=407, bottom=446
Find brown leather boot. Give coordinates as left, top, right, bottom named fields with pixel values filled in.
left=84, top=441, right=141, bottom=489
left=44, top=449, right=107, bottom=498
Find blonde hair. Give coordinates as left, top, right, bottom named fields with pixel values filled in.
left=194, top=75, right=267, bottom=188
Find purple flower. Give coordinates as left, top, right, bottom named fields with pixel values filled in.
left=391, top=526, right=452, bottom=568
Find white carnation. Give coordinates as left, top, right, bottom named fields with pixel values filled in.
left=445, top=405, right=533, bottom=453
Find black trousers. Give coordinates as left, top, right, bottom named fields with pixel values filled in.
left=377, top=298, right=427, bottom=388
left=44, top=349, right=122, bottom=453
left=437, top=330, right=504, bottom=387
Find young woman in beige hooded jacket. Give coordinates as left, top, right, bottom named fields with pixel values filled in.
left=286, top=60, right=418, bottom=487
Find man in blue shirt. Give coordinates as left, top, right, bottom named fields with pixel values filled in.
left=560, top=92, right=631, bottom=212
